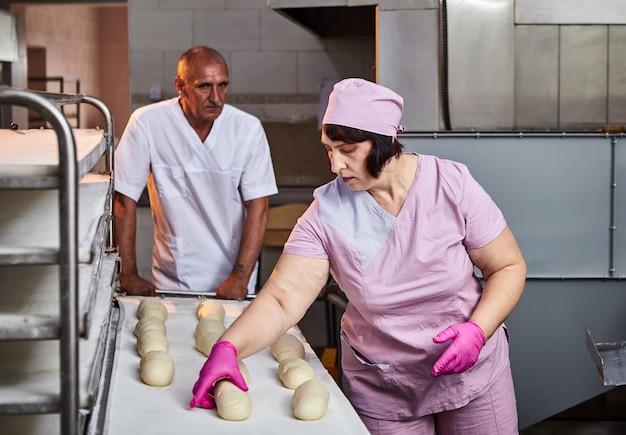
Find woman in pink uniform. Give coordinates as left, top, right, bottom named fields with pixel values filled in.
left=189, top=78, right=527, bottom=434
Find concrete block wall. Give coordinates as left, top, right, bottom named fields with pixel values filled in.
left=8, top=4, right=130, bottom=132
left=127, top=0, right=374, bottom=124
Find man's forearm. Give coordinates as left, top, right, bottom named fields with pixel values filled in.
left=113, top=192, right=140, bottom=277
left=233, top=196, right=270, bottom=281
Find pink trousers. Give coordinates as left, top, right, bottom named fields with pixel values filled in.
left=358, top=363, right=519, bottom=435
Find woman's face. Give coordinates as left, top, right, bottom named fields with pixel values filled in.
left=321, top=130, right=374, bottom=191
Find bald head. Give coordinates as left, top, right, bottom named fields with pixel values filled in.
left=174, top=46, right=230, bottom=136
left=177, top=46, right=228, bottom=82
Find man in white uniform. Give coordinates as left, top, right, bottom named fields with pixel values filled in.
left=114, top=46, right=278, bottom=299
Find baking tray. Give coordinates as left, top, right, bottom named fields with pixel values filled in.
left=0, top=173, right=112, bottom=265
left=0, top=128, right=108, bottom=189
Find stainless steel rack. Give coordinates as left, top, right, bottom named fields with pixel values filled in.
left=0, top=86, right=117, bottom=435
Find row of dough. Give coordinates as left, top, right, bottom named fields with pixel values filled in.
left=271, top=333, right=330, bottom=421
left=197, top=299, right=331, bottom=421
left=135, top=298, right=175, bottom=387
left=194, top=299, right=253, bottom=421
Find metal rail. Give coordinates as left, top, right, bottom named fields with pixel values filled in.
left=27, top=77, right=81, bottom=127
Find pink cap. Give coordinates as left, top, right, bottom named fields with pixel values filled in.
left=322, top=78, right=405, bottom=137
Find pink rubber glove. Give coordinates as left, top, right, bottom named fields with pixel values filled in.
left=431, top=321, right=486, bottom=377
left=189, top=341, right=249, bottom=409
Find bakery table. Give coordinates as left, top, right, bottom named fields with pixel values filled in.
left=102, top=296, right=369, bottom=434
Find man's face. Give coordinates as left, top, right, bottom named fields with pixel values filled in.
left=176, top=59, right=229, bottom=125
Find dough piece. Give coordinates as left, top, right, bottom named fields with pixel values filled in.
left=137, top=329, right=169, bottom=357
left=278, top=357, right=316, bottom=389
left=137, top=297, right=168, bottom=321
left=140, top=350, right=175, bottom=387
left=292, top=378, right=330, bottom=421
left=195, top=331, right=221, bottom=356
left=194, top=319, right=225, bottom=339
left=134, top=315, right=166, bottom=337
left=238, top=360, right=250, bottom=384
left=214, top=380, right=252, bottom=421
left=270, top=333, right=305, bottom=362
left=196, top=299, right=225, bottom=322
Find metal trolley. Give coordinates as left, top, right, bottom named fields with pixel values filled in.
left=0, top=86, right=116, bottom=435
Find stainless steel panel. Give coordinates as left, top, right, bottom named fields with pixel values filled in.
left=560, top=26, right=608, bottom=129
left=448, top=0, right=515, bottom=130
left=608, top=26, right=626, bottom=124
left=614, top=137, right=626, bottom=276
left=378, top=9, right=439, bottom=131
left=514, top=25, right=559, bottom=130
left=401, top=134, right=612, bottom=278
left=516, top=0, right=626, bottom=25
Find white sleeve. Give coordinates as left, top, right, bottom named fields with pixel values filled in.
left=239, top=120, right=278, bottom=202
left=114, top=111, right=152, bottom=202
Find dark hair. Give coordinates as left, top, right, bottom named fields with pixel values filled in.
left=324, top=124, right=404, bottom=178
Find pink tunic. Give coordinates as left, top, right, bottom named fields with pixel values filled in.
left=283, top=154, right=510, bottom=419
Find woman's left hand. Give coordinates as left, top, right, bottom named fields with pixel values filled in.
left=430, top=321, right=486, bottom=376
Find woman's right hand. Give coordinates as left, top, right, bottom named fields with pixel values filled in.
left=189, top=341, right=249, bottom=409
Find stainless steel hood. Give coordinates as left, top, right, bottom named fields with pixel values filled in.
left=269, top=3, right=375, bottom=37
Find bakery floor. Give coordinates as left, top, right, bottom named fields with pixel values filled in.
left=519, top=386, right=626, bottom=435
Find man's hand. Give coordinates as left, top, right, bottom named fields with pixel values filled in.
left=215, top=274, right=248, bottom=300
left=119, top=273, right=155, bottom=296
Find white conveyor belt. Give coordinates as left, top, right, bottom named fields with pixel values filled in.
left=104, top=297, right=369, bottom=434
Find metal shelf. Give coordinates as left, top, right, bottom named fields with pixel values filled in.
left=0, top=174, right=112, bottom=265
left=0, top=254, right=118, bottom=414
left=0, top=129, right=108, bottom=189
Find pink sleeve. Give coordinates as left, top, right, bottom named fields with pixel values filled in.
left=283, top=201, right=330, bottom=260
left=459, top=165, right=507, bottom=250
